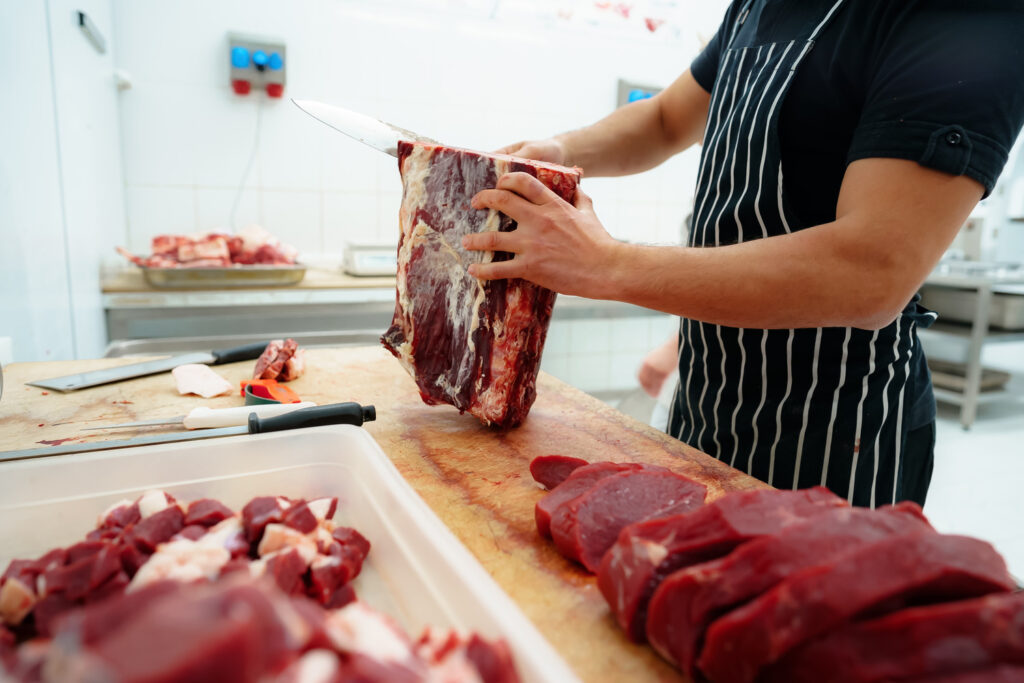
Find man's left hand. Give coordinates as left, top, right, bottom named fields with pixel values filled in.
left=462, top=172, right=619, bottom=298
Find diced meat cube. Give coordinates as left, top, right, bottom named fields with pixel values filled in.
left=85, top=570, right=130, bottom=605
left=598, top=486, right=845, bottom=644
left=137, top=490, right=175, bottom=519
left=257, top=524, right=318, bottom=563
left=242, top=496, right=286, bottom=545
left=529, top=454, right=589, bottom=489
left=184, top=499, right=234, bottom=527
left=699, top=533, right=1017, bottom=683
left=65, top=541, right=108, bottom=564
left=43, top=542, right=121, bottom=600
left=120, top=544, right=149, bottom=578
left=265, top=549, right=309, bottom=596
left=550, top=469, right=707, bottom=572
left=535, top=462, right=645, bottom=538
left=331, top=527, right=371, bottom=560
left=282, top=501, right=318, bottom=534
left=126, top=506, right=185, bottom=553
left=306, top=497, right=338, bottom=523
left=325, top=601, right=427, bottom=678
left=98, top=499, right=141, bottom=529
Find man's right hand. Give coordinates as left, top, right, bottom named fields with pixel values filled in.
left=495, top=138, right=568, bottom=166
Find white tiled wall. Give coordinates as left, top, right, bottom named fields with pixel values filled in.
left=542, top=314, right=678, bottom=394
left=112, top=0, right=722, bottom=254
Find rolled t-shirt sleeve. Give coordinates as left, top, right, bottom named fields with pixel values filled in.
left=847, top=2, right=1024, bottom=195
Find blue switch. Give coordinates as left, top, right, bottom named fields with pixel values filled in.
left=231, top=46, right=249, bottom=68
left=628, top=89, right=654, bottom=103
left=268, top=52, right=283, bottom=70
left=252, top=50, right=269, bottom=68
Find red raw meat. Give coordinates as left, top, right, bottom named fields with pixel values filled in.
left=699, top=533, right=1016, bottom=683
left=265, top=549, right=308, bottom=596
left=241, top=496, right=286, bottom=545
left=550, top=470, right=708, bottom=573
left=175, top=524, right=208, bottom=541
left=100, top=500, right=141, bottom=529
left=253, top=339, right=303, bottom=381
left=282, top=501, right=317, bottom=534
left=529, top=455, right=589, bottom=489
left=535, top=462, right=645, bottom=538
left=762, top=592, right=1024, bottom=683
left=116, top=230, right=298, bottom=269
left=185, top=498, right=234, bottom=527
left=381, top=141, right=581, bottom=429
left=125, top=505, right=185, bottom=552
left=646, top=502, right=932, bottom=673
left=42, top=541, right=122, bottom=600
left=598, top=486, right=845, bottom=643
left=910, top=667, right=1024, bottom=683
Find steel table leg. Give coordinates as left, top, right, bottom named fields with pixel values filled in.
left=961, top=283, right=993, bottom=429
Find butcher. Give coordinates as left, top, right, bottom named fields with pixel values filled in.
left=462, top=1, right=1024, bottom=507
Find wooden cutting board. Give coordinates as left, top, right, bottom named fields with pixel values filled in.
left=0, top=347, right=766, bottom=682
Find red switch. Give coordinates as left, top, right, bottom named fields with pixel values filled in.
left=231, top=79, right=251, bottom=95
left=266, top=83, right=284, bottom=98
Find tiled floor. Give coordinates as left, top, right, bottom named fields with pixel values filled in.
left=925, top=369, right=1024, bottom=578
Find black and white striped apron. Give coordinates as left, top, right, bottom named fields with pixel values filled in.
left=667, top=0, right=930, bottom=508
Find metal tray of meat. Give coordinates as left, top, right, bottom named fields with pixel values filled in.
left=141, top=264, right=307, bottom=289
left=0, top=425, right=578, bottom=683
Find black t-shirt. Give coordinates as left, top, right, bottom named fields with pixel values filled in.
left=689, top=0, right=1024, bottom=427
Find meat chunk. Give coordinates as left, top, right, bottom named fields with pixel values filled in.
left=381, top=141, right=581, bottom=429
left=253, top=339, right=304, bottom=381
left=116, top=227, right=298, bottom=269
left=597, top=486, right=845, bottom=643
left=698, top=533, right=1016, bottom=683
left=535, top=462, right=645, bottom=538
left=529, top=454, right=589, bottom=489
left=550, top=469, right=707, bottom=572
left=762, top=592, right=1024, bottom=683
left=646, top=502, right=932, bottom=674
left=185, top=498, right=235, bottom=527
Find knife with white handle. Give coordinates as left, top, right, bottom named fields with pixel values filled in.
left=83, top=402, right=318, bottom=431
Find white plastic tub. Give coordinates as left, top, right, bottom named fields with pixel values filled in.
left=0, top=425, right=579, bottom=683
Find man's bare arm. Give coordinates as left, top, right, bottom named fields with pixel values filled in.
left=463, top=158, right=982, bottom=330
left=499, top=71, right=711, bottom=177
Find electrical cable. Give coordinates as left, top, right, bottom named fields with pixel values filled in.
left=230, top=95, right=263, bottom=231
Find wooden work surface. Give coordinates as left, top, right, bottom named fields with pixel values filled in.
left=0, top=347, right=766, bottom=682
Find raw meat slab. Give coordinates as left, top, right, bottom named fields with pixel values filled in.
left=529, top=455, right=589, bottom=490
left=382, top=141, right=581, bottom=429
left=698, top=533, right=1016, bottom=683
left=535, top=462, right=644, bottom=539
left=762, top=592, right=1024, bottom=683
left=550, top=470, right=707, bottom=573
left=597, top=487, right=845, bottom=643
left=646, top=502, right=931, bottom=674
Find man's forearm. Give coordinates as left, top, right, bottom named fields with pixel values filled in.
left=602, top=218, right=909, bottom=330
left=558, top=71, right=710, bottom=176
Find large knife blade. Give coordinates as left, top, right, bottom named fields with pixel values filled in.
left=0, top=402, right=376, bottom=463
left=292, top=98, right=437, bottom=157
left=26, top=342, right=270, bottom=392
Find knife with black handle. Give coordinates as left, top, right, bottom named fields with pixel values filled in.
left=26, top=342, right=272, bottom=392
left=0, top=402, right=377, bottom=463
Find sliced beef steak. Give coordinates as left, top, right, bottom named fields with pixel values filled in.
left=762, top=592, right=1024, bottom=683
left=698, top=533, right=1016, bottom=683
left=646, top=502, right=931, bottom=674
left=597, top=487, right=845, bottom=643
left=550, top=470, right=707, bottom=573
left=529, top=455, right=589, bottom=490
left=381, top=141, right=581, bottom=429
left=535, top=462, right=645, bottom=539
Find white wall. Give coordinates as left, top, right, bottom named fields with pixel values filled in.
left=0, top=1, right=125, bottom=363
left=113, top=0, right=726, bottom=255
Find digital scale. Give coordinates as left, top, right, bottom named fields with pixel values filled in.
left=342, top=244, right=398, bottom=277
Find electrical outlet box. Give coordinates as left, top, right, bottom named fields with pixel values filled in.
left=617, top=79, right=662, bottom=108
left=228, top=32, right=286, bottom=98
